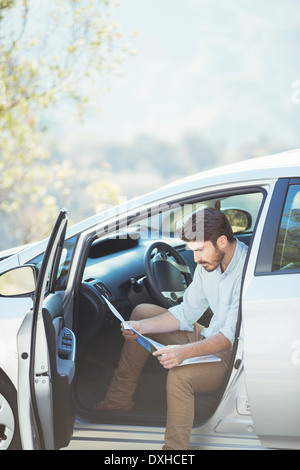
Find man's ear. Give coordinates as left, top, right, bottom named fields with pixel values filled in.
left=217, top=235, right=228, bottom=250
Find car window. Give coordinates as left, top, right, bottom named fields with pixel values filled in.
left=272, top=184, right=300, bottom=271
left=133, top=190, right=263, bottom=241
left=173, top=192, right=263, bottom=234
left=28, top=235, right=78, bottom=289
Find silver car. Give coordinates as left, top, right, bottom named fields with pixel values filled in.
left=0, top=149, right=299, bottom=451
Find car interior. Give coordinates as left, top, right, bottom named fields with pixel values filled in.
left=73, top=190, right=265, bottom=428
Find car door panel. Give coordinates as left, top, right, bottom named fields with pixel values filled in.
left=17, top=307, right=50, bottom=450
left=42, top=293, right=75, bottom=449
left=17, top=210, right=76, bottom=450
left=243, top=178, right=300, bottom=449
left=243, top=274, right=300, bottom=447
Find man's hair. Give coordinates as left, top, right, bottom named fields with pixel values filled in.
left=178, top=207, right=234, bottom=246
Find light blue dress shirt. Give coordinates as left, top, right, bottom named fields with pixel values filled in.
left=168, top=238, right=248, bottom=346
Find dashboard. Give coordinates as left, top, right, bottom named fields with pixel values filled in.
left=75, top=234, right=195, bottom=355
left=82, top=235, right=196, bottom=304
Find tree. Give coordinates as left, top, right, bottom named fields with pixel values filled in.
left=0, top=0, right=133, bottom=249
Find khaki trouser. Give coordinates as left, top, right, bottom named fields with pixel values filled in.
left=105, top=304, right=232, bottom=450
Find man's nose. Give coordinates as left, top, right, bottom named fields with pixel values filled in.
left=194, top=252, right=202, bottom=263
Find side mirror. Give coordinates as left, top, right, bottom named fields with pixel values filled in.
left=222, top=208, right=252, bottom=233
left=0, top=265, right=37, bottom=297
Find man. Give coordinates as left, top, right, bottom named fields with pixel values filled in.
left=95, top=207, right=248, bottom=449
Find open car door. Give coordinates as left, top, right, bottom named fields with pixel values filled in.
left=17, top=209, right=76, bottom=450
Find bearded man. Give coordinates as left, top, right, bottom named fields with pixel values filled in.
left=95, top=207, right=248, bottom=450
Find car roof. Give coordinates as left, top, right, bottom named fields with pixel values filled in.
left=165, top=147, right=300, bottom=191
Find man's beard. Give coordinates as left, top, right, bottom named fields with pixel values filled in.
left=198, top=247, right=225, bottom=272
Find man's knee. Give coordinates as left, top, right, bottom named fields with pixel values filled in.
left=130, top=304, right=150, bottom=321
left=166, top=367, right=193, bottom=395
left=130, top=303, right=167, bottom=321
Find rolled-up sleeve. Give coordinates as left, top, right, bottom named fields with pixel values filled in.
left=218, top=281, right=241, bottom=346
left=168, top=265, right=209, bottom=331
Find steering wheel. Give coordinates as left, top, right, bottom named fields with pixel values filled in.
left=144, top=241, right=193, bottom=309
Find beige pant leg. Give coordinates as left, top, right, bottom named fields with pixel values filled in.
left=105, top=304, right=167, bottom=405
left=163, top=349, right=232, bottom=450
left=105, top=304, right=204, bottom=405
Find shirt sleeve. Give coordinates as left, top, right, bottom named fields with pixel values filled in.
left=218, top=279, right=241, bottom=346
left=168, top=265, right=209, bottom=331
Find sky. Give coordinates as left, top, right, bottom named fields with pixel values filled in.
left=2, top=0, right=300, bottom=249
left=61, top=0, right=300, bottom=150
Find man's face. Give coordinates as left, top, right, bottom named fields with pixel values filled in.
left=187, top=239, right=225, bottom=272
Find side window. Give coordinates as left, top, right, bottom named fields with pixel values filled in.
left=28, top=235, right=78, bottom=289
left=272, top=185, right=300, bottom=271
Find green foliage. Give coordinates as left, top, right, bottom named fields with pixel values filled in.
left=0, top=0, right=130, bottom=249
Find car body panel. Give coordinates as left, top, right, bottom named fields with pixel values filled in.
left=0, top=297, right=33, bottom=389
left=243, top=273, right=300, bottom=448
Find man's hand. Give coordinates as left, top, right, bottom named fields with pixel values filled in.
left=153, top=345, right=187, bottom=369
left=153, top=333, right=232, bottom=369
left=121, top=321, right=141, bottom=340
